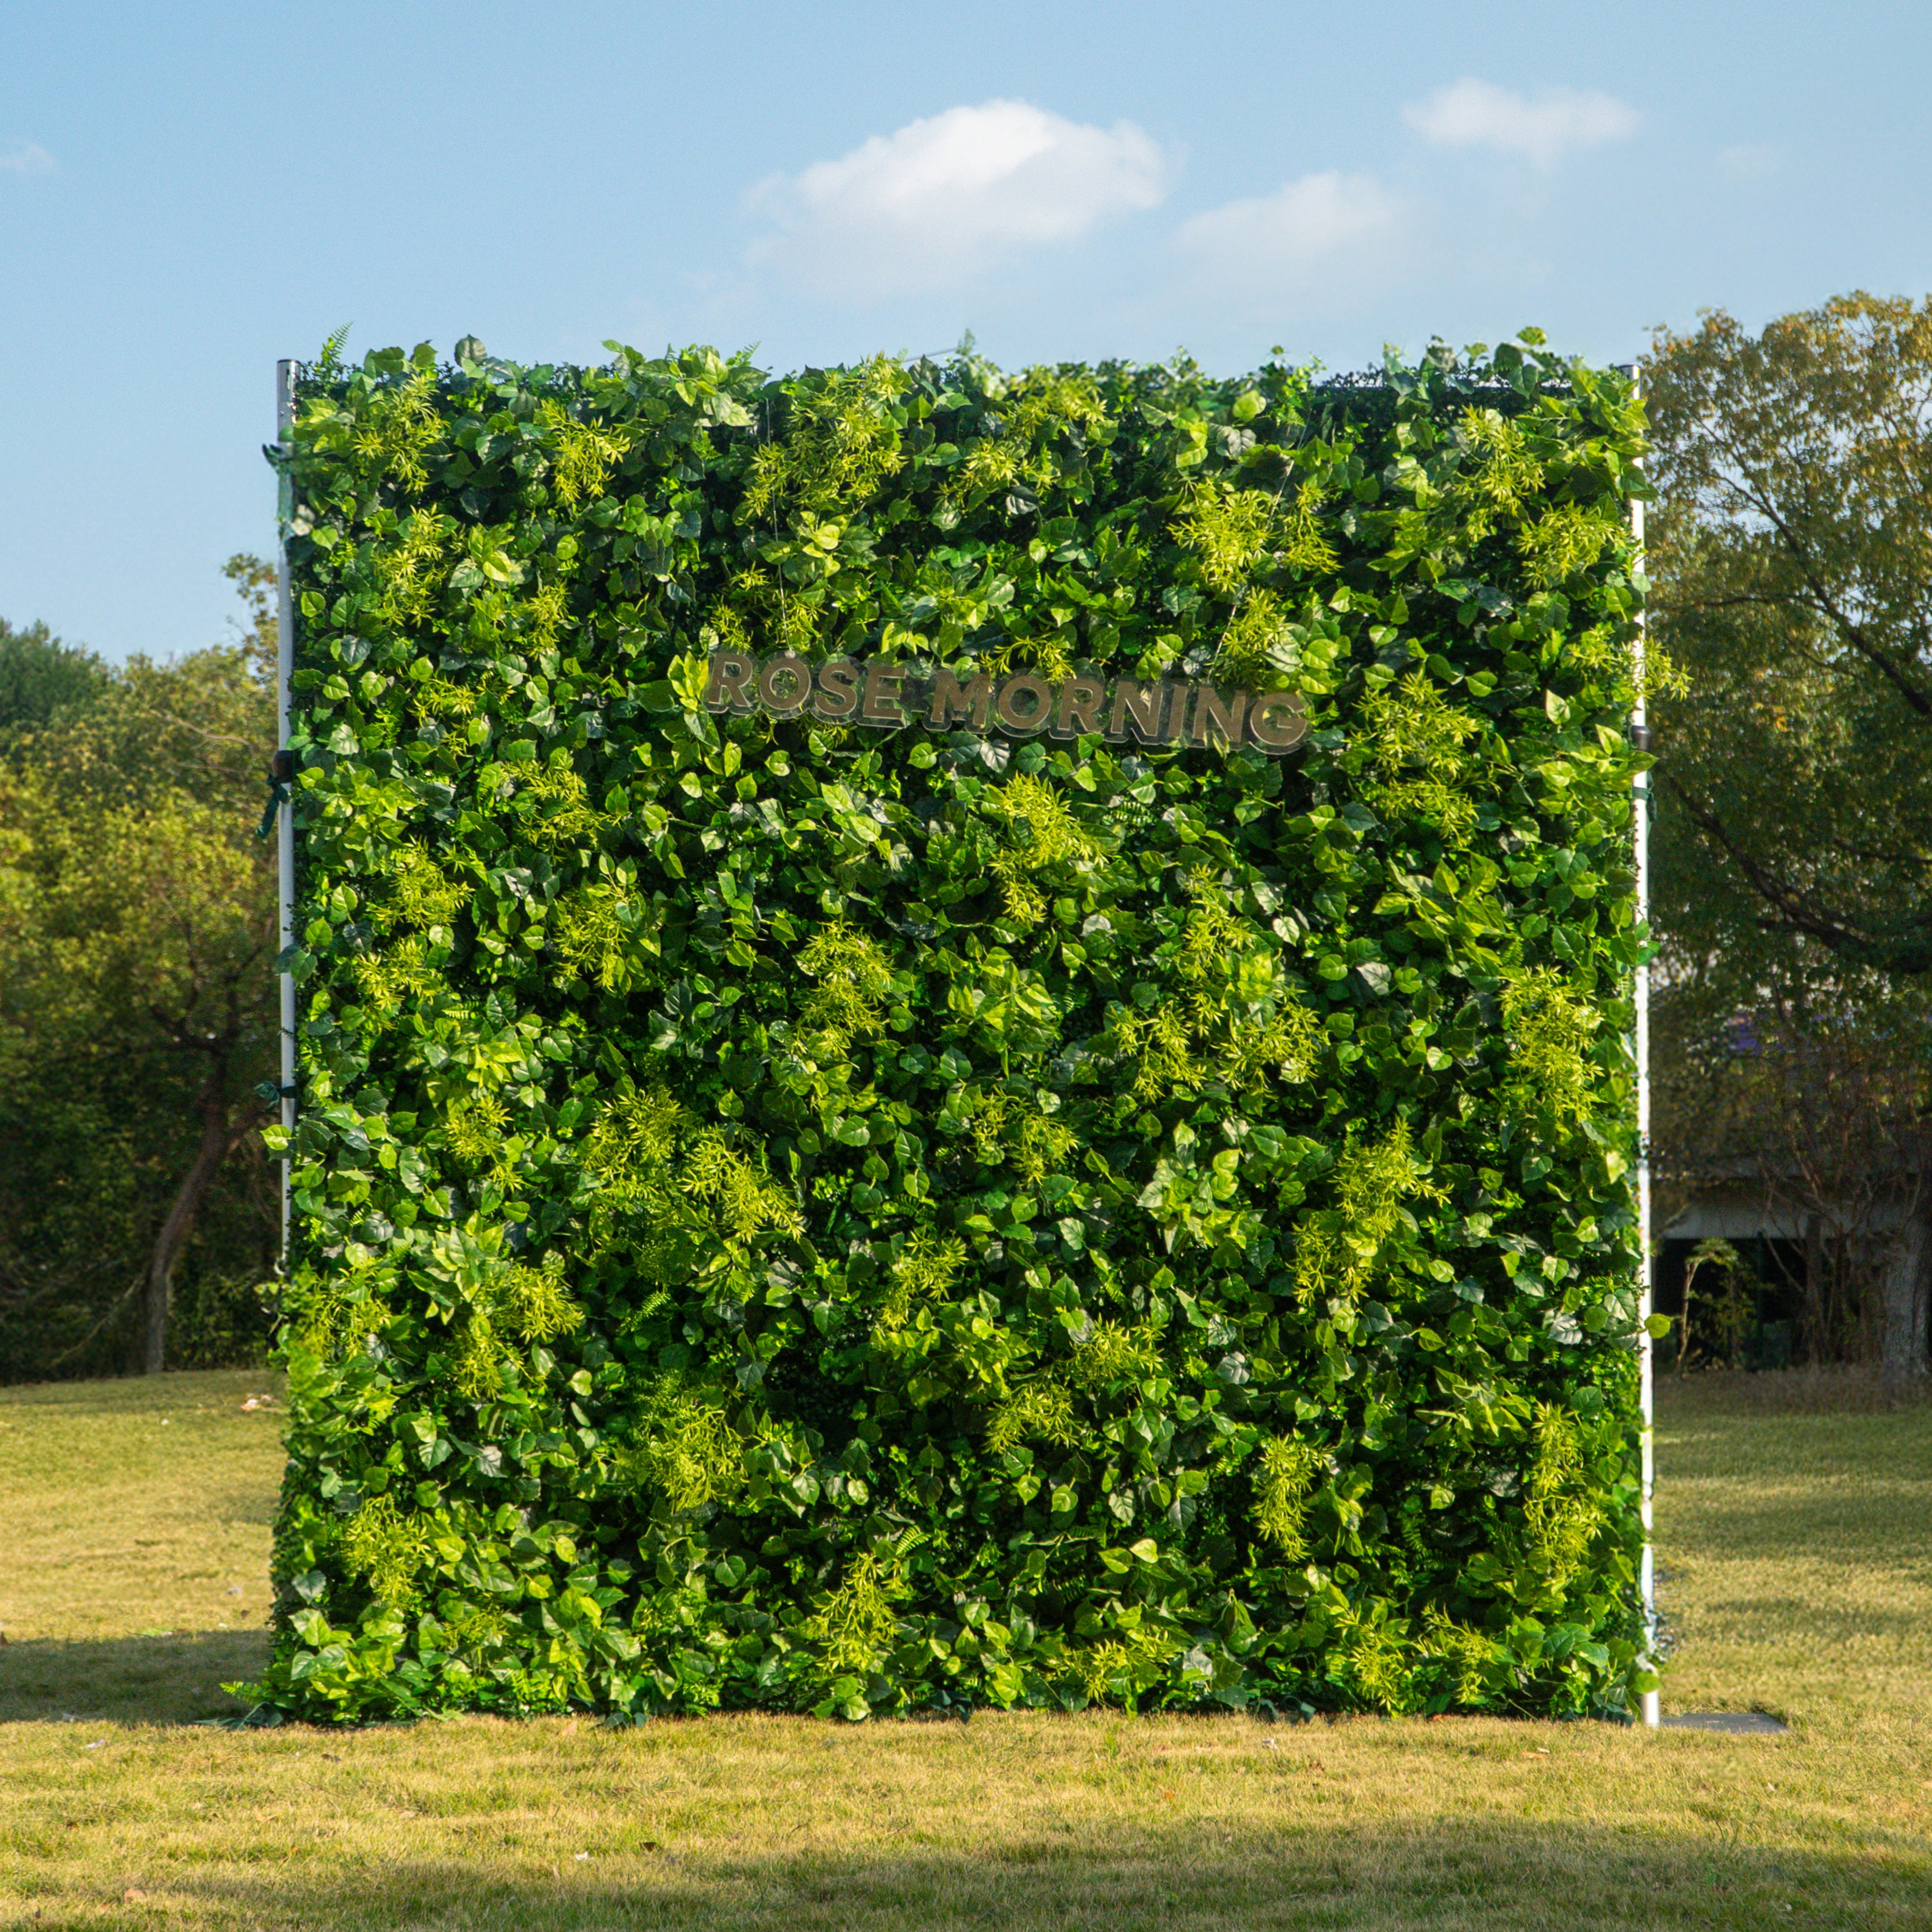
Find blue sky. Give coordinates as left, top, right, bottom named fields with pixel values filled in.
left=4, top=0, right=1928, bottom=663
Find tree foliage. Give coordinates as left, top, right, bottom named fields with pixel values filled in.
left=1648, top=295, right=1932, bottom=979
left=0, top=569, right=280, bottom=1380
left=0, top=619, right=108, bottom=739
left=258, top=334, right=1654, bottom=1725
left=1646, top=297, right=1932, bottom=1376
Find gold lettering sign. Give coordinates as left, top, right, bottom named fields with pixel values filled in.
left=702, top=651, right=1306, bottom=756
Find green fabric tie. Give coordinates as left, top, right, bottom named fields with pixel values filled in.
left=255, top=777, right=290, bottom=841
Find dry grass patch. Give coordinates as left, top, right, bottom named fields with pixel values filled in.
left=1653, top=1373, right=1932, bottom=1727
left=3, top=1710, right=1927, bottom=1930
left=0, top=1369, right=282, bottom=1723
left=0, top=1367, right=1927, bottom=1929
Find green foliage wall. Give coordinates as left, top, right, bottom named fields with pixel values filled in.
left=260, top=333, right=1657, bottom=1724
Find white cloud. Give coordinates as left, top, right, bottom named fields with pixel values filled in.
left=745, top=99, right=1168, bottom=298
left=1176, top=171, right=1401, bottom=284
left=1403, top=79, right=1638, bottom=169
left=0, top=141, right=54, bottom=176
left=1718, top=142, right=1779, bottom=184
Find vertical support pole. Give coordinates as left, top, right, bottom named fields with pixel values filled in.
left=276, top=360, right=298, bottom=1262
left=1621, top=361, right=1661, bottom=1729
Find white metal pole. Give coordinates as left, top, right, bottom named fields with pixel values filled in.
left=276, top=360, right=297, bottom=1262
left=1618, top=361, right=1660, bottom=1729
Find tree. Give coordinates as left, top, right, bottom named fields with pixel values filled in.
left=6, top=783, right=278, bottom=1368
left=0, top=560, right=280, bottom=1377
left=0, top=619, right=108, bottom=738
left=1647, top=295, right=1932, bottom=977
left=1646, top=297, right=1932, bottom=1379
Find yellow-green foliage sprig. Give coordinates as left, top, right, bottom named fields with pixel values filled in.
left=341, top=1493, right=438, bottom=1610
left=1292, top=1118, right=1447, bottom=1314
left=1114, top=874, right=1323, bottom=1100
left=1069, top=1318, right=1161, bottom=1389
left=371, top=846, right=464, bottom=933
left=742, top=356, right=908, bottom=520
left=623, top=1377, right=749, bottom=1514
left=798, top=920, right=897, bottom=1055
left=986, top=1380, right=1080, bottom=1454
left=1502, top=967, right=1602, bottom=1118
left=682, top=1130, right=804, bottom=1239
left=553, top=882, right=657, bottom=991
left=799, top=1551, right=910, bottom=1692
left=1523, top=1403, right=1602, bottom=1589
left=539, top=398, right=630, bottom=508
left=1253, top=1436, right=1322, bottom=1554
left=875, top=1231, right=966, bottom=1331
left=1172, top=480, right=1276, bottom=593
left=1358, top=670, right=1485, bottom=845
left=983, top=773, right=1102, bottom=926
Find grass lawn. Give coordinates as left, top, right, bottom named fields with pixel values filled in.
left=2, top=1368, right=1928, bottom=1930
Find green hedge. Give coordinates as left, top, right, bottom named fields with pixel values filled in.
left=256, top=333, right=1656, bottom=1724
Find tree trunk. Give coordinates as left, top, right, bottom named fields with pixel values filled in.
left=1877, top=1204, right=1930, bottom=1388
left=141, top=1051, right=234, bottom=1374
left=1801, top=1213, right=1829, bottom=1365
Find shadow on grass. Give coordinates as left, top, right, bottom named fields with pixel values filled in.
left=1663, top=1488, right=1932, bottom=1570
left=40, top=1820, right=1932, bottom=1931
left=1657, top=1370, right=1932, bottom=1418
left=0, top=1628, right=268, bottom=1724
